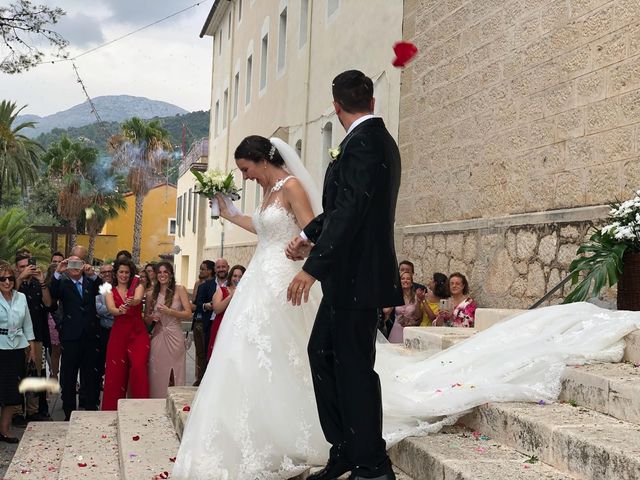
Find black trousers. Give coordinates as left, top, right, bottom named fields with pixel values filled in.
left=60, top=336, right=99, bottom=418
left=307, top=298, right=389, bottom=474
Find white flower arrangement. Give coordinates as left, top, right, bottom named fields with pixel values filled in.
left=191, top=168, right=242, bottom=219
left=600, top=190, right=640, bottom=246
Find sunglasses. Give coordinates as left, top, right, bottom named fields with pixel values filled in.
left=0, top=276, right=16, bottom=283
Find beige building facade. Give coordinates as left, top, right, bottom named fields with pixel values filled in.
left=398, top=0, right=640, bottom=308
left=175, top=0, right=403, bottom=287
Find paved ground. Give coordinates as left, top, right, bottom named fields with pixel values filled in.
left=0, top=340, right=197, bottom=477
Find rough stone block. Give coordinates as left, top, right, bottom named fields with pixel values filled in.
left=608, top=55, right=640, bottom=96
left=475, top=308, right=526, bottom=331
left=118, top=399, right=180, bottom=480
left=58, top=411, right=119, bottom=480
left=623, top=330, right=640, bottom=364
left=403, top=326, right=477, bottom=351
left=166, top=386, right=197, bottom=439
left=5, top=422, right=68, bottom=479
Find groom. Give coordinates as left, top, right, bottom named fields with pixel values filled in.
left=287, top=70, right=402, bottom=480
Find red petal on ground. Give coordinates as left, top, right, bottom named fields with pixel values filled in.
left=132, top=435, right=140, bottom=441
left=182, top=405, right=191, bottom=412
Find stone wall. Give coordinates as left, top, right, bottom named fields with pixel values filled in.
left=204, top=244, right=256, bottom=270
left=398, top=0, right=640, bottom=305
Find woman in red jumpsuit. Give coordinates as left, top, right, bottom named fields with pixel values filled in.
left=101, top=258, right=150, bottom=410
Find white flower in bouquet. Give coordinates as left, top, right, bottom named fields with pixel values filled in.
left=191, top=168, right=242, bottom=219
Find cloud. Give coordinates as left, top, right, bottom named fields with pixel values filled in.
left=102, top=0, right=202, bottom=25
left=56, top=13, right=106, bottom=48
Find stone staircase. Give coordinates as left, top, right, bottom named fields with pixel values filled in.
left=6, top=308, right=640, bottom=479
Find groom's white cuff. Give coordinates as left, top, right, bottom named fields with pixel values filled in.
left=299, top=231, right=309, bottom=241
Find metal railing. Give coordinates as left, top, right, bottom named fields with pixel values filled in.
left=528, top=272, right=574, bottom=309
left=178, top=138, right=209, bottom=177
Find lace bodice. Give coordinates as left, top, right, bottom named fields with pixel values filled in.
left=253, top=201, right=301, bottom=251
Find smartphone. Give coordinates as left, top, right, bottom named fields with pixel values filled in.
left=27, top=257, right=37, bottom=266
left=439, top=299, right=449, bottom=311
left=67, top=260, right=84, bottom=270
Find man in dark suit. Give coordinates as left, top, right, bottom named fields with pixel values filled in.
left=287, top=70, right=402, bottom=480
left=49, top=256, right=101, bottom=420
left=191, top=260, right=217, bottom=385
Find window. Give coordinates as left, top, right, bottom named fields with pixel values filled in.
left=181, top=193, right=187, bottom=237
left=176, top=197, right=182, bottom=237
left=322, top=121, right=333, bottom=171
left=260, top=33, right=268, bottom=90
left=214, top=100, right=220, bottom=137
left=241, top=178, right=247, bottom=212
left=278, top=7, right=287, bottom=72
left=299, top=0, right=308, bottom=48
left=327, top=0, right=339, bottom=17
left=245, top=55, right=253, bottom=105
left=192, top=194, right=197, bottom=234
left=254, top=182, right=262, bottom=209
left=188, top=188, right=192, bottom=221
left=218, top=27, right=223, bottom=55
left=168, top=218, right=177, bottom=236
left=295, top=139, right=302, bottom=159
left=228, top=12, right=232, bottom=38
left=223, top=89, right=229, bottom=129
left=233, top=73, right=240, bottom=118
left=238, top=0, right=243, bottom=22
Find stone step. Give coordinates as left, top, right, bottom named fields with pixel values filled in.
left=5, top=422, right=68, bottom=479
left=389, top=426, right=577, bottom=480
left=623, top=329, right=640, bottom=364
left=117, top=398, right=180, bottom=480
left=560, top=363, right=640, bottom=424
left=58, top=411, right=119, bottom=480
left=462, top=401, right=640, bottom=480
left=475, top=308, right=526, bottom=331
left=402, top=326, right=476, bottom=351
left=165, top=386, right=197, bottom=440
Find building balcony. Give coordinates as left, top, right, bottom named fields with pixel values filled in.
left=179, top=138, right=209, bottom=177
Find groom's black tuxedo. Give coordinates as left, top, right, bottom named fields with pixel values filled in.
left=303, top=117, right=403, bottom=308
left=303, top=117, right=402, bottom=477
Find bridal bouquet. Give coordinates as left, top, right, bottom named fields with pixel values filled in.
left=564, top=190, right=640, bottom=303
left=191, top=168, right=241, bottom=219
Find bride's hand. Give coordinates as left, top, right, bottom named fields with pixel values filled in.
left=213, top=194, right=229, bottom=219
left=285, top=236, right=311, bottom=260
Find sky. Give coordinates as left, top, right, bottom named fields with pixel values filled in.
left=0, top=0, right=214, bottom=117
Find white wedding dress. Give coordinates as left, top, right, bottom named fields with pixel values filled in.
left=173, top=198, right=640, bottom=480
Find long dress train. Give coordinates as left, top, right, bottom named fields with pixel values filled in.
left=173, top=200, right=640, bottom=479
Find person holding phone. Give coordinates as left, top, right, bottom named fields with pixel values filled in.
left=419, top=272, right=449, bottom=327
left=386, top=272, right=424, bottom=343
left=206, top=265, right=246, bottom=360
left=433, top=272, right=477, bottom=328
left=49, top=256, right=102, bottom=419
left=101, top=258, right=149, bottom=410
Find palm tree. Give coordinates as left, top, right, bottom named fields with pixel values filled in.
left=43, top=136, right=98, bottom=248
left=0, top=208, right=49, bottom=261
left=109, top=117, right=172, bottom=263
left=85, top=190, right=127, bottom=263
left=0, top=100, right=42, bottom=204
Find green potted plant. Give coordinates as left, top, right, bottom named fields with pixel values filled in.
left=564, top=191, right=640, bottom=309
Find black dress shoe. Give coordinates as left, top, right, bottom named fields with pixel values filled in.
left=348, top=472, right=396, bottom=480
left=0, top=433, right=19, bottom=444
left=308, top=455, right=352, bottom=480
left=11, top=416, right=27, bottom=427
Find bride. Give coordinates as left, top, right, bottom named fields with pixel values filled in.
left=172, top=136, right=640, bottom=479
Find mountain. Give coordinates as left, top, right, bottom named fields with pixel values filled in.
left=18, top=95, right=189, bottom=137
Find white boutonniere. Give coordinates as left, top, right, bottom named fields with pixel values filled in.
left=328, top=146, right=341, bottom=160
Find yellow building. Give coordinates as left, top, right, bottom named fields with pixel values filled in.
left=102, top=183, right=177, bottom=264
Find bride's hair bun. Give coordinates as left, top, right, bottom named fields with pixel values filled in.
left=234, top=135, right=284, bottom=167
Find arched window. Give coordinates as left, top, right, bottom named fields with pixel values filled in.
left=322, top=121, right=333, bottom=173
left=295, top=139, right=302, bottom=159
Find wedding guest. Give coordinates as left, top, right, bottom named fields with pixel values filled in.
left=399, top=260, right=426, bottom=290
left=44, top=265, right=61, bottom=381
left=146, top=262, right=192, bottom=398
left=0, top=261, right=35, bottom=443
left=434, top=272, right=477, bottom=328
left=15, top=252, right=53, bottom=421
left=386, top=272, right=423, bottom=343
left=101, top=259, right=149, bottom=410
left=95, top=264, right=114, bottom=394
left=144, top=263, right=157, bottom=288
left=207, top=265, right=245, bottom=360
left=191, top=260, right=217, bottom=385
left=419, top=272, right=449, bottom=327
left=49, top=256, right=101, bottom=420
left=50, top=252, right=64, bottom=265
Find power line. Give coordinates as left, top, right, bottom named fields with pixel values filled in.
left=39, top=0, right=213, bottom=66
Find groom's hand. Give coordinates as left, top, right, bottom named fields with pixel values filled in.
left=285, top=236, right=311, bottom=260
left=287, top=270, right=316, bottom=306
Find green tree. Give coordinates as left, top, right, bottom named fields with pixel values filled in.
left=43, top=136, right=98, bottom=248
left=0, top=1, right=68, bottom=74
left=109, top=117, right=172, bottom=263
left=0, top=100, right=42, bottom=204
left=0, top=208, right=49, bottom=261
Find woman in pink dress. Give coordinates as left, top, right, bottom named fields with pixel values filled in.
left=387, top=271, right=423, bottom=343
left=145, top=261, right=192, bottom=398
